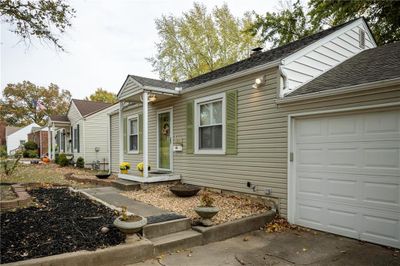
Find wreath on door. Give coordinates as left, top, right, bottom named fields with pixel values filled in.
left=162, top=122, right=170, bottom=136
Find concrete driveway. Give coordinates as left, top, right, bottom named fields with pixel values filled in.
left=132, top=229, right=399, bottom=266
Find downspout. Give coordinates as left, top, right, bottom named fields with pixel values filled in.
left=279, top=61, right=288, bottom=98
left=107, top=113, right=111, bottom=175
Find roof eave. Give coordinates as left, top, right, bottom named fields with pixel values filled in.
left=276, top=77, right=400, bottom=104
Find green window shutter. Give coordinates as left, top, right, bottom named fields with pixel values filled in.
left=123, top=117, right=127, bottom=154
left=186, top=101, right=194, bottom=154
left=138, top=113, right=143, bottom=154
left=226, top=90, right=238, bottom=155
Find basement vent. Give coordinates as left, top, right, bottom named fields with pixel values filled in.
left=359, top=29, right=366, bottom=49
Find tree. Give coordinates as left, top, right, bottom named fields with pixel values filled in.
left=308, top=0, right=400, bottom=46
left=147, top=2, right=261, bottom=82
left=0, top=81, right=71, bottom=126
left=247, top=1, right=316, bottom=48
left=0, top=0, right=75, bottom=51
left=85, top=88, right=117, bottom=104
left=248, top=0, right=400, bottom=48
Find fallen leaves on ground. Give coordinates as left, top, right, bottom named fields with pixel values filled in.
left=265, top=216, right=310, bottom=233
left=123, top=185, right=270, bottom=224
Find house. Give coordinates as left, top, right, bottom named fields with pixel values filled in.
left=48, top=99, right=118, bottom=170
left=6, top=123, right=39, bottom=155
left=110, top=17, right=400, bottom=248
left=0, top=121, right=21, bottom=147
left=27, top=127, right=49, bottom=157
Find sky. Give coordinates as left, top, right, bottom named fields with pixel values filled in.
left=1, top=0, right=281, bottom=99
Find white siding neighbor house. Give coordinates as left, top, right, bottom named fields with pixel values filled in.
left=110, top=18, right=400, bottom=248
left=6, top=123, right=39, bottom=155
left=48, top=99, right=118, bottom=170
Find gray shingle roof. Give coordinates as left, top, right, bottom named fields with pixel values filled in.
left=287, top=41, right=400, bottom=97
left=127, top=18, right=359, bottom=91
left=49, top=115, right=69, bottom=122
left=129, top=75, right=176, bottom=90
left=72, top=99, right=112, bottom=117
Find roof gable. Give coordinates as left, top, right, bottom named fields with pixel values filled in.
left=286, top=42, right=400, bottom=97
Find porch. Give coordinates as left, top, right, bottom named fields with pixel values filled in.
left=47, top=115, right=71, bottom=160
left=117, top=75, right=182, bottom=183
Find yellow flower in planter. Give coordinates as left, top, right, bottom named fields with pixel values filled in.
left=119, top=162, right=131, bottom=170
left=136, top=162, right=151, bottom=171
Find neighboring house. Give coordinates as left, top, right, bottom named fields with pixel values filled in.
left=6, top=123, right=39, bottom=155
left=48, top=99, right=118, bottom=170
left=111, top=17, right=400, bottom=248
left=27, top=127, right=49, bottom=157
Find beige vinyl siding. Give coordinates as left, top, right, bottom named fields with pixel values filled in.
left=110, top=66, right=400, bottom=217
left=83, top=105, right=117, bottom=170
left=119, top=77, right=142, bottom=99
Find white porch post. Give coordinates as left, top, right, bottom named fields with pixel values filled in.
left=51, top=123, right=56, bottom=160
left=143, top=91, right=149, bottom=178
left=119, top=101, right=124, bottom=165
left=48, top=126, right=51, bottom=159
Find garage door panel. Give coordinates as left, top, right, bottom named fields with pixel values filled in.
left=293, top=109, right=400, bottom=248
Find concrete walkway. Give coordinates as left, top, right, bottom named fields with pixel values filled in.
left=81, top=187, right=170, bottom=218
left=131, top=230, right=399, bottom=266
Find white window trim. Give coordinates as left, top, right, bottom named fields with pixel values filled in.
left=127, top=114, right=139, bottom=154
left=73, top=126, right=78, bottom=153
left=194, top=92, right=226, bottom=155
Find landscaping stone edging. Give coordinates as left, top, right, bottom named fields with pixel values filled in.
left=3, top=239, right=154, bottom=266
left=64, top=173, right=112, bottom=186
left=193, top=210, right=276, bottom=244
left=0, top=184, right=32, bottom=210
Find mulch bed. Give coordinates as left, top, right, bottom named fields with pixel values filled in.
left=0, top=188, right=125, bottom=264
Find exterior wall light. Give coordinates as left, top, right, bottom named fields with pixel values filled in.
left=252, top=76, right=265, bottom=89
left=148, top=94, right=157, bottom=102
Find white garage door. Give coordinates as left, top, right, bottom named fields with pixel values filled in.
left=293, top=109, right=400, bottom=248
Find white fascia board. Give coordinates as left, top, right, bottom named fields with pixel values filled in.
left=142, top=86, right=180, bottom=95
left=182, top=59, right=281, bottom=93
left=276, top=77, right=400, bottom=104
left=281, top=18, right=367, bottom=65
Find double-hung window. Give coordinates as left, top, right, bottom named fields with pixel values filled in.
left=128, top=115, right=139, bottom=153
left=195, top=93, right=225, bottom=154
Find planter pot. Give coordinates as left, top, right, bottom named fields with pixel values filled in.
left=114, top=215, right=147, bottom=242
left=170, top=184, right=201, bottom=197
left=96, top=174, right=111, bottom=179
left=120, top=169, right=128, bottom=174
left=194, top=206, right=219, bottom=226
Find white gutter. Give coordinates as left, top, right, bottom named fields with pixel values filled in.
left=276, top=77, right=400, bottom=104
left=279, top=62, right=288, bottom=98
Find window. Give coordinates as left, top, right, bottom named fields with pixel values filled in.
left=195, top=93, right=225, bottom=154
left=128, top=116, right=138, bottom=153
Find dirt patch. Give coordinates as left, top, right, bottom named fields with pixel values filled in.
left=123, top=185, right=269, bottom=225
left=0, top=163, right=115, bottom=188
left=0, top=185, right=16, bottom=200
left=0, top=188, right=124, bottom=264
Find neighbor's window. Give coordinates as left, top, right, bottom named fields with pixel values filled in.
left=128, top=116, right=138, bottom=152
left=195, top=93, right=225, bottom=153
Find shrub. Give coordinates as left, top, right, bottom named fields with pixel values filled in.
left=0, top=156, right=21, bottom=176
left=76, top=157, right=84, bottom=168
left=200, top=190, right=215, bottom=207
left=0, top=146, right=7, bottom=158
left=54, top=153, right=60, bottom=164
left=24, top=141, right=38, bottom=151
left=23, top=149, right=38, bottom=158
left=58, top=153, right=69, bottom=167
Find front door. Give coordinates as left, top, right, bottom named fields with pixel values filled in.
left=158, top=110, right=172, bottom=170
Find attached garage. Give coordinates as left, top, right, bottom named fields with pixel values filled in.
left=289, top=108, right=400, bottom=248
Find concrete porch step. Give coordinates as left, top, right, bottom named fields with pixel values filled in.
left=143, top=218, right=191, bottom=239
left=152, top=230, right=203, bottom=255
left=111, top=179, right=141, bottom=191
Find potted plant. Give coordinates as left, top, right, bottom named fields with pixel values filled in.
left=136, top=162, right=151, bottom=176
left=194, top=190, right=219, bottom=226
left=120, top=162, right=131, bottom=174
left=113, top=206, right=147, bottom=242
